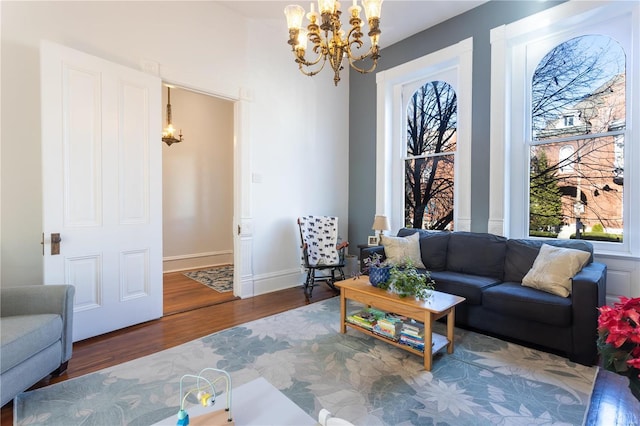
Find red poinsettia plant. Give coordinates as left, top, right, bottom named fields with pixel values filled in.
left=597, top=296, right=640, bottom=399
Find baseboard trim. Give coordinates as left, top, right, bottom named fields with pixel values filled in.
left=251, top=268, right=304, bottom=296
left=163, top=251, right=233, bottom=273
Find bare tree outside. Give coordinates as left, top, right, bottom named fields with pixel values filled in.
left=405, top=81, right=456, bottom=230
left=529, top=35, right=625, bottom=241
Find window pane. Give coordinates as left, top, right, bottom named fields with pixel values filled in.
left=406, top=81, right=457, bottom=157
left=531, top=35, right=625, bottom=140
left=529, top=34, right=625, bottom=244
left=529, top=137, right=623, bottom=242
left=405, top=155, right=454, bottom=230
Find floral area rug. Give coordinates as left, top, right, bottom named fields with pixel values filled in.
left=15, top=297, right=597, bottom=425
left=183, top=265, right=233, bottom=292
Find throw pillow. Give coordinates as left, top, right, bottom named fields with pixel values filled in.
left=380, top=232, right=425, bottom=268
left=521, top=243, right=590, bottom=297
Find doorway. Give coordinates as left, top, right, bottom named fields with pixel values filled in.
left=160, top=85, right=236, bottom=314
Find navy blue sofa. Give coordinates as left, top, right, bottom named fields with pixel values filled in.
left=361, top=229, right=607, bottom=365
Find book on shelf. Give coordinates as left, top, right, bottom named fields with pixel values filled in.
left=346, top=308, right=386, bottom=331
left=401, top=320, right=425, bottom=337
left=372, top=316, right=403, bottom=341
left=346, top=310, right=434, bottom=350
left=397, top=319, right=425, bottom=350
left=399, top=334, right=425, bottom=351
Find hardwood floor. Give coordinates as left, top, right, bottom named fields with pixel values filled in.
left=1, top=272, right=336, bottom=426
left=163, top=267, right=238, bottom=315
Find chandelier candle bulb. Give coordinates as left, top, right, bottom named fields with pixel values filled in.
left=296, top=29, right=309, bottom=51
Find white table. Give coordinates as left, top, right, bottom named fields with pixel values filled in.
left=153, top=377, right=317, bottom=426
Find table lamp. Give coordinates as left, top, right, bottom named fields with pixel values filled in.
left=371, top=215, right=390, bottom=244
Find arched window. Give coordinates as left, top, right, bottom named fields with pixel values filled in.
left=559, top=146, right=575, bottom=174
left=376, top=38, right=472, bottom=234
left=528, top=35, right=625, bottom=240
left=404, top=81, right=457, bottom=230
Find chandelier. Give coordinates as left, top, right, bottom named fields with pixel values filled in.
left=162, top=86, right=184, bottom=146
left=284, top=0, right=383, bottom=86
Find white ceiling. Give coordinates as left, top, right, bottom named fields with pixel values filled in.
left=219, top=1, right=488, bottom=47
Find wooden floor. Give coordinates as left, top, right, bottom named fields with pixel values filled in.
left=163, top=267, right=238, bottom=315
left=0, top=271, right=336, bottom=426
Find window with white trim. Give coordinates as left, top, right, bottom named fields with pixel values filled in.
left=376, top=38, right=473, bottom=233
left=489, top=1, right=638, bottom=256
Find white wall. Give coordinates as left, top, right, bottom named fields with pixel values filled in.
left=244, top=15, right=350, bottom=293
left=0, top=1, right=350, bottom=293
left=162, top=87, right=234, bottom=272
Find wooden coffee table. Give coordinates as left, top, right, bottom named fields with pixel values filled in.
left=335, top=276, right=465, bottom=371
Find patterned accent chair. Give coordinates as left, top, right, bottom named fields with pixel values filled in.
left=298, top=216, right=349, bottom=297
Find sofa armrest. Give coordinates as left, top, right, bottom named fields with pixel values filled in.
left=359, top=246, right=385, bottom=273
left=1, top=285, right=75, bottom=363
left=570, top=262, right=607, bottom=365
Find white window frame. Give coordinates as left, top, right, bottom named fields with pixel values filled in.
left=489, top=1, right=639, bottom=257
left=375, top=38, right=473, bottom=233
left=559, top=145, right=575, bottom=174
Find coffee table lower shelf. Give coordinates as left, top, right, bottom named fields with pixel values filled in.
left=345, top=322, right=450, bottom=358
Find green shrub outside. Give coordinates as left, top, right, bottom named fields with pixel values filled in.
left=570, top=232, right=623, bottom=242
left=529, top=230, right=559, bottom=238
left=529, top=229, right=622, bottom=242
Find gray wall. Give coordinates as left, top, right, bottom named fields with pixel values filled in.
left=348, top=1, right=565, bottom=248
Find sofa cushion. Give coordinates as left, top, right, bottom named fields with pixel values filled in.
left=482, top=282, right=572, bottom=326
left=522, top=244, right=591, bottom=297
left=0, top=314, right=62, bottom=374
left=445, top=232, right=507, bottom=280
left=504, top=238, right=594, bottom=283
left=381, top=232, right=425, bottom=268
left=398, top=228, right=450, bottom=271
left=430, top=271, right=501, bottom=305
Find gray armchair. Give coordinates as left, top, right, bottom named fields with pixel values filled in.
left=0, top=285, right=75, bottom=406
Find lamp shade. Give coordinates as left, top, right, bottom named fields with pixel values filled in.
left=284, top=5, right=305, bottom=29
left=362, top=0, right=383, bottom=20
left=372, top=215, right=390, bottom=232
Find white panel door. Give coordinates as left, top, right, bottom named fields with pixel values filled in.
left=41, top=41, right=163, bottom=341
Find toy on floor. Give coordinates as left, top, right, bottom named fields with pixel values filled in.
left=176, top=368, right=233, bottom=426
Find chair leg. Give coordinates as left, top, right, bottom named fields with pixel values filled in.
left=51, top=361, right=69, bottom=377
left=305, top=268, right=315, bottom=297
left=326, top=269, right=338, bottom=293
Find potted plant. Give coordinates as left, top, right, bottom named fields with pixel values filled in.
left=363, top=253, right=391, bottom=287
left=387, top=259, right=435, bottom=300
left=597, top=296, right=640, bottom=401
